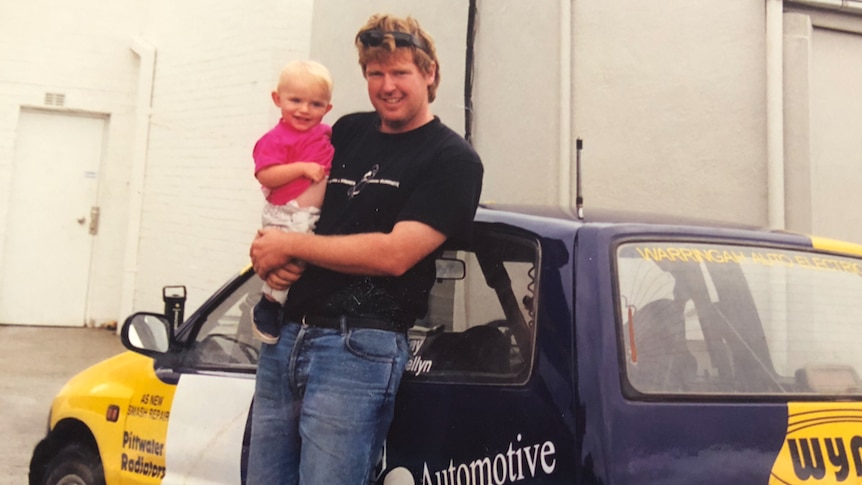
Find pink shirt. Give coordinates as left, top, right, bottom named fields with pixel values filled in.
left=253, top=121, right=334, bottom=205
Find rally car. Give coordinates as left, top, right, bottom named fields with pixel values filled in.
left=29, top=204, right=862, bottom=484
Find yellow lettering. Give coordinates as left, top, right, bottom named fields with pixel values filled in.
left=678, top=247, right=698, bottom=262
left=766, top=253, right=794, bottom=267
left=666, top=247, right=683, bottom=262
left=636, top=247, right=750, bottom=264
left=636, top=247, right=659, bottom=261
left=751, top=252, right=770, bottom=266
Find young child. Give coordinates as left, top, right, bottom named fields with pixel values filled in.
left=251, top=60, right=334, bottom=344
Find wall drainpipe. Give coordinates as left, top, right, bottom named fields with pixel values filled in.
left=559, top=0, right=575, bottom=216
left=766, top=0, right=786, bottom=230
left=120, top=37, right=156, bottom=329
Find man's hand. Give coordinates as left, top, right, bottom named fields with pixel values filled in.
left=251, top=228, right=305, bottom=289
left=263, top=260, right=305, bottom=290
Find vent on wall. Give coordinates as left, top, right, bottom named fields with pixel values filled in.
left=44, top=92, right=66, bottom=107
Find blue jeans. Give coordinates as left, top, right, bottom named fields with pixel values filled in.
left=247, top=320, right=410, bottom=485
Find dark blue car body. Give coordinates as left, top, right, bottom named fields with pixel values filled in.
left=378, top=206, right=855, bottom=484
left=37, top=205, right=862, bottom=485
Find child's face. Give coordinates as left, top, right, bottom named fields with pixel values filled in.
left=271, top=79, right=332, bottom=132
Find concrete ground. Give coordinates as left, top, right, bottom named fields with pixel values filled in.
left=0, top=325, right=125, bottom=485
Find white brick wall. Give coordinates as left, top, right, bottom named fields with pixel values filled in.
left=133, top=0, right=316, bottom=313
left=0, top=0, right=142, bottom=325
left=0, top=0, right=318, bottom=321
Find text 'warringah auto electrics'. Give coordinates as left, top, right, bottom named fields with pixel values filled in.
left=635, top=246, right=862, bottom=274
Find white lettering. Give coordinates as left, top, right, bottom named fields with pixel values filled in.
left=457, top=463, right=470, bottom=484
left=469, top=457, right=492, bottom=485
left=418, top=436, right=556, bottom=485
left=524, top=443, right=540, bottom=476
left=407, top=356, right=433, bottom=376
left=540, top=441, right=556, bottom=474
left=492, top=454, right=507, bottom=484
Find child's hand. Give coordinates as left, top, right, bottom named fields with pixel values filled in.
left=301, top=163, right=326, bottom=183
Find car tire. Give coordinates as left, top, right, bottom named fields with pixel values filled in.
left=42, top=443, right=105, bottom=485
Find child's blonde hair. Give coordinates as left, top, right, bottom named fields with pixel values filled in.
left=276, top=60, right=334, bottom=99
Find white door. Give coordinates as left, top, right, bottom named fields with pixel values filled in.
left=0, top=110, right=105, bottom=326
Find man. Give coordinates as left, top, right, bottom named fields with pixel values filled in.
left=247, top=13, right=484, bottom=485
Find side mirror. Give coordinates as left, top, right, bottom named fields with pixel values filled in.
left=435, top=258, right=466, bottom=280
left=121, top=312, right=173, bottom=356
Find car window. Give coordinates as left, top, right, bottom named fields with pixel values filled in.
left=405, top=229, right=538, bottom=385
left=173, top=227, right=541, bottom=383
left=180, top=272, right=262, bottom=371
left=616, top=241, right=862, bottom=397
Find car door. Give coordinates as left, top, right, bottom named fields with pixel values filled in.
left=377, top=224, right=579, bottom=484
left=159, top=272, right=262, bottom=484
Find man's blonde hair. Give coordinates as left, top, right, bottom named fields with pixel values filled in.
left=276, top=60, right=334, bottom=99
left=354, top=14, right=440, bottom=102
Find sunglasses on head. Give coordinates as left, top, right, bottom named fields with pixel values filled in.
left=358, top=29, right=428, bottom=53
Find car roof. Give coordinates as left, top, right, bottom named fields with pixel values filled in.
left=476, top=204, right=862, bottom=259
left=478, top=203, right=763, bottom=231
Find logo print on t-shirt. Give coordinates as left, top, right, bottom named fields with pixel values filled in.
left=332, top=164, right=399, bottom=199
left=347, top=164, right=380, bottom=199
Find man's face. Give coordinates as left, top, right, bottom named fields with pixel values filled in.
left=364, top=50, right=435, bottom=134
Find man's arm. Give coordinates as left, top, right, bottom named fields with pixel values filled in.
left=250, top=220, right=446, bottom=287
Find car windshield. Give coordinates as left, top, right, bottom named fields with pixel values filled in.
left=616, top=240, right=862, bottom=397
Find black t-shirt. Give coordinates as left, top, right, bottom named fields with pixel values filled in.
left=283, top=112, right=484, bottom=325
